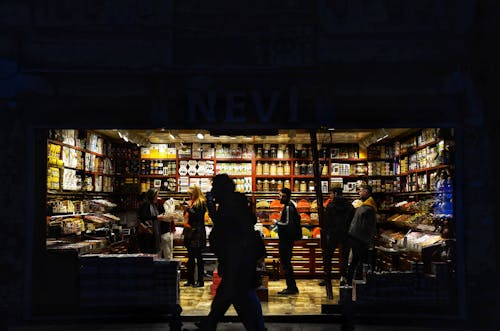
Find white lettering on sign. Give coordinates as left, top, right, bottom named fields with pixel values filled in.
left=188, top=88, right=299, bottom=124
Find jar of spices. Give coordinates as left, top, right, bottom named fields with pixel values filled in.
left=277, top=147, right=284, bottom=159
left=277, top=161, right=284, bottom=176
left=263, top=179, right=270, bottom=191
left=256, top=161, right=263, bottom=175
left=300, top=181, right=307, bottom=192
left=256, top=180, right=263, bottom=191
left=257, top=147, right=262, bottom=158
left=307, top=162, right=314, bottom=175
left=284, top=179, right=291, bottom=189
left=270, top=162, right=277, bottom=176
left=270, top=179, right=276, bottom=191
left=270, top=146, right=277, bottom=158
left=284, top=161, right=291, bottom=175
left=300, top=162, right=307, bottom=175
left=277, top=179, right=283, bottom=190
left=308, top=180, right=315, bottom=192
left=263, top=161, right=270, bottom=175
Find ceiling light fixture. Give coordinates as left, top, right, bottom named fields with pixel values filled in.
left=169, top=132, right=176, bottom=140
left=196, top=132, right=204, bottom=140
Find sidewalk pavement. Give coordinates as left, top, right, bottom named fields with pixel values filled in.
left=7, top=320, right=490, bottom=331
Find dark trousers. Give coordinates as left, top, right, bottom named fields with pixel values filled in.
left=278, top=238, right=297, bottom=291
left=201, top=246, right=265, bottom=331
left=186, top=246, right=204, bottom=284
left=346, top=236, right=369, bottom=284
left=324, top=235, right=349, bottom=279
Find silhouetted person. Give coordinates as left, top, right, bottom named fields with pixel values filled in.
left=196, top=174, right=266, bottom=331
left=320, top=187, right=354, bottom=287
left=275, top=187, right=300, bottom=295
left=345, top=184, right=378, bottom=285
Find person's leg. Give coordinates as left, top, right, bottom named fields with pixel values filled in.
left=340, top=239, right=351, bottom=283
left=278, top=239, right=297, bottom=292
left=185, top=247, right=195, bottom=285
left=346, top=238, right=362, bottom=285
left=195, top=247, right=205, bottom=286
left=321, top=237, right=335, bottom=286
left=232, top=289, right=266, bottom=331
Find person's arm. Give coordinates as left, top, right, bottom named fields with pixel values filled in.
left=276, top=205, right=290, bottom=226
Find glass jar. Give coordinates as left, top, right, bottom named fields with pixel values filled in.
left=263, top=179, right=270, bottom=191
left=284, top=161, right=291, bottom=175
left=270, top=162, right=277, bottom=176
left=294, top=161, right=300, bottom=175
left=277, top=148, right=284, bottom=159
left=307, top=162, right=314, bottom=175
left=284, top=179, right=291, bottom=189
left=256, top=147, right=262, bottom=158
left=300, top=181, right=307, bottom=192
left=277, top=179, right=283, bottom=190
left=256, top=180, right=263, bottom=191
left=300, top=162, right=307, bottom=175
left=270, top=179, right=276, bottom=191
left=270, top=146, right=277, bottom=158
left=277, top=161, right=284, bottom=176
left=256, top=161, right=263, bottom=175
left=263, top=162, right=270, bottom=175
left=308, top=180, right=315, bottom=192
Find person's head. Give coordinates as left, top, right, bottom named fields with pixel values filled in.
left=210, top=174, right=235, bottom=200
left=332, top=186, right=343, bottom=197
left=359, top=184, right=372, bottom=200
left=188, top=185, right=206, bottom=207
left=145, top=188, right=159, bottom=203
left=280, top=187, right=292, bottom=204
left=188, top=185, right=203, bottom=200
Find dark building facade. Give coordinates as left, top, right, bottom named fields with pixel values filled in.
left=0, top=0, right=497, bottom=328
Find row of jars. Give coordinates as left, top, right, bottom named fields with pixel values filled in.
left=256, top=179, right=317, bottom=192
left=255, top=161, right=329, bottom=176
left=255, top=145, right=330, bottom=159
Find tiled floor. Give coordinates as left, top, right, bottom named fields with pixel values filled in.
left=180, top=278, right=338, bottom=316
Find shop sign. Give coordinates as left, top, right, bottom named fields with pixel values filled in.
left=187, top=89, right=299, bottom=125
left=153, top=86, right=331, bottom=128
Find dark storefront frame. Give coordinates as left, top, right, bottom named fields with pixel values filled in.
left=23, top=72, right=468, bottom=321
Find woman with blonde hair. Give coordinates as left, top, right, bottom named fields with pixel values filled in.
left=183, top=185, right=208, bottom=287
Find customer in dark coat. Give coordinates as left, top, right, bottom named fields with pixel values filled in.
left=197, top=174, right=266, bottom=331
left=345, top=184, right=378, bottom=285
left=321, top=187, right=355, bottom=287
left=183, top=185, right=208, bottom=287
left=137, top=188, right=166, bottom=254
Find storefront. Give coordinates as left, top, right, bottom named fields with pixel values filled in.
left=42, top=125, right=458, bottom=318
left=18, top=69, right=472, bottom=324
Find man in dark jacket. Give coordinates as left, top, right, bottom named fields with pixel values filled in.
left=276, top=187, right=300, bottom=295
left=345, top=184, right=378, bottom=286
left=320, top=187, right=354, bottom=287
